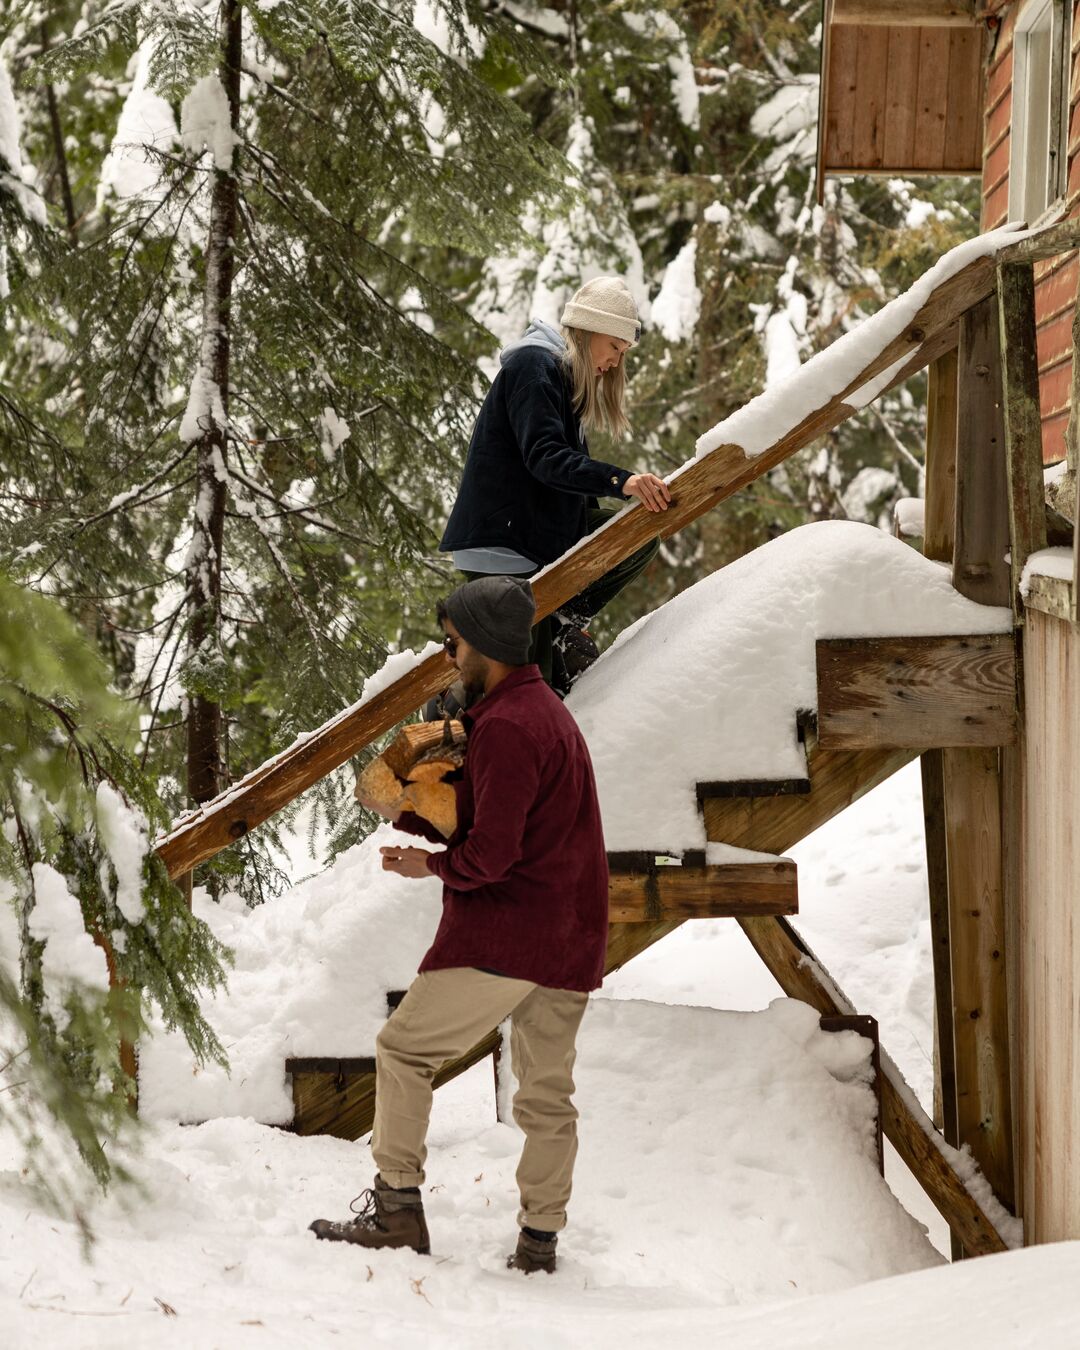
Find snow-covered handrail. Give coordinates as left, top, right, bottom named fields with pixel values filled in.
left=156, top=217, right=1076, bottom=879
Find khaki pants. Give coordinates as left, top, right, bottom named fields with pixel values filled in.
left=372, top=968, right=589, bottom=1233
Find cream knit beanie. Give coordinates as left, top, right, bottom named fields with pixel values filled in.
left=560, top=277, right=641, bottom=346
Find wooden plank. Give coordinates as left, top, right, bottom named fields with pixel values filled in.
left=921, top=750, right=958, bottom=1149
left=160, top=223, right=1080, bottom=880
left=942, top=745, right=1015, bottom=1211
left=996, top=216, right=1080, bottom=265
left=695, top=778, right=811, bottom=801
left=852, top=26, right=890, bottom=170
left=998, top=261, right=1050, bottom=618
left=736, top=913, right=1010, bottom=1255
left=816, top=0, right=834, bottom=205
left=816, top=634, right=1018, bottom=750
left=606, top=859, right=798, bottom=923
left=289, top=1028, right=501, bottom=1140
left=883, top=26, right=921, bottom=167
left=914, top=25, right=951, bottom=171
left=944, top=25, right=986, bottom=175
left=831, top=0, right=976, bottom=22
left=954, top=293, right=1011, bottom=606
left=924, top=348, right=959, bottom=562
left=826, top=24, right=859, bottom=168
left=1020, top=609, right=1080, bottom=1240
left=1024, top=570, right=1075, bottom=620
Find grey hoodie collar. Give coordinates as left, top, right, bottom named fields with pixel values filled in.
left=499, top=318, right=566, bottom=366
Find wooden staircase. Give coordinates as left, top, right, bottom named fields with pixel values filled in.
left=149, top=218, right=1079, bottom=1263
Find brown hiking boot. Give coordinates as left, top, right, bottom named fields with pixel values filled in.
left=506, top=1229, right=557, bottom=1274
left=309, top=1176, right=430, bottom=1255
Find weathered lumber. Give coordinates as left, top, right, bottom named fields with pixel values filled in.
left=737, top=913, right=1010, bottom=1255
left=156, top=241, right=1010, bottom=878
left=288, top=1030, right=500, bottom=1141
left=695, top=778, right=810, bottom=801
left=606, top=858, right=798, bottom=922
left=997, top=261, right=1049, bottom=619
left=995, top=216, right=1080, bottom=267
left=1023, top=571, right=1073, bottom=622
left=831, top=0, right=977, bottom=24
left=923, top=348, right=958, bottom=563
left=920, top=750, right=958, bottom=1147
left=954, top=293, right=1011, bottom=606
left=815, top=634, right=1018, bottom=750
left=941, top=745, right=1015, bottom=1211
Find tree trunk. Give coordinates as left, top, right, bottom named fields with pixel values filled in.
left=186, top=0, right=241, bottom=808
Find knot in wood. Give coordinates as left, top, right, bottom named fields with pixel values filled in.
left=907, top=327, right=925, bottom=343
left=229, top=819, right=248, bottom=839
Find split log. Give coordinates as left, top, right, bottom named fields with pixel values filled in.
left=382, top=719, right=465, bottom=780
left=354, top=756, right=406, bottom=815
left=400, top=779, right=457, bottom=839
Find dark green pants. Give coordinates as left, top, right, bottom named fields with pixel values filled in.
left=462, top=507, right=660, bottom=684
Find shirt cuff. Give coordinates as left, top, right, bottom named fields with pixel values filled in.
left=605, top=467, right=632, bottom=497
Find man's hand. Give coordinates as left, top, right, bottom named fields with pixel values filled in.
left=380, top=845, right=434, bottom=878
left=622, top=472, right=671, bottom=512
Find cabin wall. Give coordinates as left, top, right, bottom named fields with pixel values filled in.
left=982, top=1, right=1080, bottom=463
left=1018, top=606, right=1080, bottom=1242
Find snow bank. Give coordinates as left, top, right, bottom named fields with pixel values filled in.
left=568, top=520, right=1011, bottom=852
left=694, top=223, right=1030, bottom=460
left=138, top=821, right=442, bottom=1123
left=4, top=997, right=950, bottom=1345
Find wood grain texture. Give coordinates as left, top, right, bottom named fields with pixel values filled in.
left=884, top=26, right=921, bottom=166
left=852, top=25, right=890, bottom=169
left=921, top=749, right=958, bottom=1145
left=998, top=260, right=1050, bottom=617
left=1023, top=571, right=1074, bottom=621
left=1020, top=609, right=1080, bottom=1240
left=914, top=25, right=951, bottom=168
left=954, top=294, right=1011, bottom=606
left=607, top=860, right=798, bottom=922
left=942, top=745, right=1015, bottom=1210
left=924, top=348, right=959, bottom=562
left=737, top=913, right=1009, bottom=1255
left=816, top=635, right=1018, bottom=749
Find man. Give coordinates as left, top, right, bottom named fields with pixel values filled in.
left=310, top=575, right=610, bottom=1274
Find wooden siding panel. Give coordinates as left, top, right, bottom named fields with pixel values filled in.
left=1034, top=255, right=1079, bottom=322
left=1038, top=360, right=1072, bottom=419
left=1042, top=409, right=1068, bottom=461
left=915, top=25, right=951, bottom=168
left=1020, top=610, right=1080, bottom=1242
left=986, top=90, right=1012, bottom=152
left=1037, top=310, right=1075, bottom=371
left=852, top=25, right=891, bottom=168
left=946, top=25, right=986, bottom=171
left=983, top=177, right=1011, bottom=229
left=884, top=27, right=921, bottom=167
left=984, top=134, right=1011, bottom=195
left=827, top=25, right=859, bottom=166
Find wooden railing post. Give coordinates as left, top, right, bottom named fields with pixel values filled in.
left=997, top=261, right=1048, bottom=620
left=924, top=348, right=959, bottom=563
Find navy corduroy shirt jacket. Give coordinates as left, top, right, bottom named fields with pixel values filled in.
left=396, top=665, right=609, bottom=992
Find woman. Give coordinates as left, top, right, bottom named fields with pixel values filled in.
left=438, top=276, right=670, bottom=699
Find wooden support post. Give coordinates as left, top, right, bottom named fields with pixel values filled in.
left=921, top=750, right=958, bottom=1148
left=737, top=913, right=1009, bottom=1255
left=997, top=261, right=1048, bottom=620
left=954, top=293, right=1011, bottom=606
left=924, top=348, right=959, bottom=563
left=941, top=746, right=1015, bottom=1213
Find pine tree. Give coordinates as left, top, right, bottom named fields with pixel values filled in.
left=0, top=569, right=228, bottom=1222
left=2, top=0, right=571, bottom=887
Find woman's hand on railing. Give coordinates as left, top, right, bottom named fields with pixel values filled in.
left=622, top=473, right=671, bottom=512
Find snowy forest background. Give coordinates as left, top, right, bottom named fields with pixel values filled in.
left=0, top=0, right=980, bottom=1211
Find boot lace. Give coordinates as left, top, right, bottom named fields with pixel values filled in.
left=342, top=1189, right=387, bottom=1234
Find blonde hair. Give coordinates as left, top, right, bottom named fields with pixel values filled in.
left=560, top=326, right=631, bottom=441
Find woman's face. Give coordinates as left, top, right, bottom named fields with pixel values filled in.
left=588, top=331, right=631, bottom=377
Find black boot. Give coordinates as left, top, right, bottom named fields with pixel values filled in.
left=552, top=610, right=599, bottom=693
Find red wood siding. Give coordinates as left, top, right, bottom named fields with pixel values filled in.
left=982, top=2, right=1079, bottom=464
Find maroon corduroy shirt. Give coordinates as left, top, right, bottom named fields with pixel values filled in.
left=395, top=665, right=609, bottom=992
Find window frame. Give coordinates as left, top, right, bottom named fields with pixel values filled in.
left=1009, top=0, right=1073, bottom=227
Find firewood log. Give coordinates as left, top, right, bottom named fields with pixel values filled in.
left=382, top=719, right=465, bottom=780
left=400, top=779, right=457, bottom=838
left=354, top=756, right=406, bottom=814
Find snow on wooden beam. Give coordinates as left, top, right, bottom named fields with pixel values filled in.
left=737, top=913, right=1013, bottom=1256
left=606, top=856, right=797, bottom=922
left=815, top=635, right=1018, bottom=750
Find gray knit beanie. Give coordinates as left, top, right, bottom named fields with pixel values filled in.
left=560, top=276, right=641, bottom=346
left=443, top=576, right=536, bottom=665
